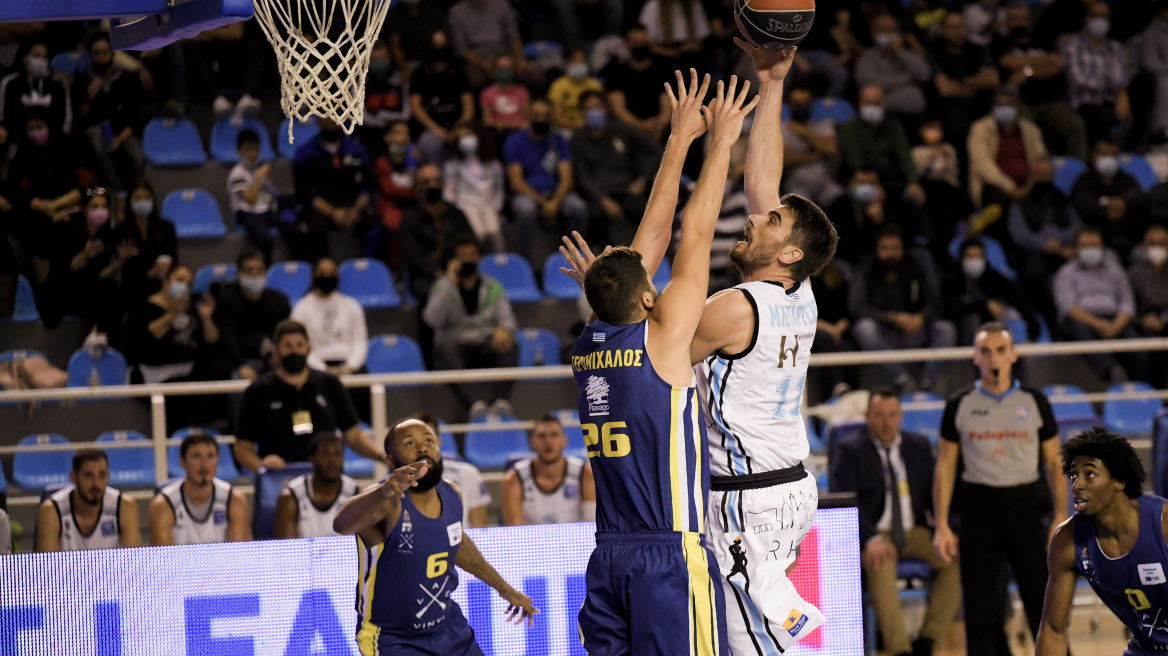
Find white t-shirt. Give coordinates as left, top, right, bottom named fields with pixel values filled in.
left=158, top=478, right=233, bottom=545
left=290, top=291, right=369, bottom=371
left=513, top=456, right=587, bottom=525
left=227, top=161, right=277, bottom=214
left=286, top=473, right=360, bottom=538
left=443, top=460, right=492, bottom=526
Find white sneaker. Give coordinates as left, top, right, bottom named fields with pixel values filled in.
left=212, top=95, right=233, bottom=118
left=468, top=400, right=489, bottom=422
left=235, top=94, right=262, bottom=116
left=487, top=398, right=513, bottom=418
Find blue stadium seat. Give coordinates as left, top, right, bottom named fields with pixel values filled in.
left=552, top=409, right=587, bottom=460
left=50, top=50, right=89, bottom=76
left=339, top=258, right=401, bottom=308
left=344, top=445, right=377, bottom=478
left=1152, top=409, right=1168, bottom=496
left=806, top=416, right=825, bottom=454
left=1103, top=381, right=1162, bottom=436
left=1052, top=156, right=1087, bottom=195
left=193, top=263, right=237, bottom=294
left=652, top=258, right=672, bottom=290
left=253, top=462, right=313, bottom=539
left=266, top=260, right=312, bottom=302
left=947, top=234, right=1016, bottom=279
left=13, top=434, right=73, bottom=490
left=366, top=334, right=426, bottom=375
left=1043, top=385, right=1097, bottom=421
left=901, top=391, right=944, bottom=446
left=811, top=97, right=856, bottom=123
left=1119, top=154, right=1158, bottom=192
left=96, top=431, right=155, bottom=486
left=67, top=347, right=128, bottom=387
left=209, top=116, right=276, bottom=164
left=143, top=117, right=208, bottom=167
left=1058, top=417, right=1102, bottom=446
left=523, top=41, right=564, bottom=60
left=162, top=189, right=227, bottom=238
left=0, top=464, right=7, bottom=495
left=1002, top=316, right=1051, bottom=344
left=277, top=117, right=320, bottom=159
left=464, top=412, right=532, bottom=469
left=10, top=276, right=39, bottom=322
left=479, top=253, right=542, bottom=303
left=166, top=428, right=238, bottom=480
left=517, top=328, right=561, bottom=367
left=542, top=252, right=582, bottom=300
left=897, top=560, right=935, bottom=580
left=0, top=349, right=44, bottom=365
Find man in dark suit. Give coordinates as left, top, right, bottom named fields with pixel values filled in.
left=829, top=388, right=961, bottom=656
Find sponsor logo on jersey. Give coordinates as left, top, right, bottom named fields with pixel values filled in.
left=101, top=521, right=117, bottom=537
left=213, top=510, right=227, bottom=525
left=782, top=609, right=809, bottom=636
left=447, top=522, right=463, bottom=546
left=767, top=303, right=817, bottom=328
left=399, top=510, right=414, bottom=552
left=585, top=375, right=610, bottom=416
left=564, top=484, right=578, bottom=499
left=1016, top=406, right=1030, bottom=421
left=1141, top=563, right=1167, bottom=585
left=777, top=335, right=799, bottom=368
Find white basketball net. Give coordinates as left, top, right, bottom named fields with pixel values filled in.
left=252, top=0, right=392, bottom=140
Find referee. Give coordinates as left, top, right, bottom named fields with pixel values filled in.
left=933, top=321, right=1067, bottom=655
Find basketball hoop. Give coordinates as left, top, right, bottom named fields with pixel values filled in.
left=252, top=0, right=392, bottom=141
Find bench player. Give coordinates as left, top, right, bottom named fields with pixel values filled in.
left=273, top=432, right=360, bottom=539
left=36, top=448, right=141, bottom=551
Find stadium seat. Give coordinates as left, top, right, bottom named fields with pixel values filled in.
left=464, top=411, right=532, bottom=469
left=253, top=462, right=313, bottom=539
left=67, top=347, right=128, bottom=387
left=811, top=97, right=856, bottom=123
left=193, top=263, right=237, bottom=294
left=50, top=50, right=90, bottom=76
left=1002, top=316, right=1051, bottom=344
left=1119, top=154, right=1158, bottom=192
left=517, top=328, right=562, bottom=367
left=897, top=560, right=935, bottom=580
left=479, top=253, right=542, bottom=303
left=1052, top=156, right=1087, bottom=195
left=162, top=189, right=227, bottom=238
left=142, top=117, right=208, bottom=167
left=826, top=420, right=866, bottom=463
left=13, top=434, right=74, bottom=490
left=542, top=252, right=582, bottom=300
left=1058, top=417, right=1102, bottom=445
left=0, top=349, right=44, bottom=365
left=209, top=116, right=276, bottom=164
left=1043, top=385, right=1097, bottom=421
left=266, top=260, right=313, bottom=302
left=0, top=464, right=7, bottom=495
left=9, top=276, right=39, bottom=322
left=1103, top=381, right=1162, bottom=436
left=277, top=117, right=320, bottom=159
left=652, top=258, right=671, bottom=290
left=339, top=258, right=401, bottom=308
left=947, top=234, right=1016, bottom=279
left=1152, top=409, right=1168, bottom=496
left=166, top=428, right=238, bottom=480
left=901, top=391, right=944, bottom=446
left=96, top=431, right=155, bottom=486
left=366, top=334, right=426, bottom=375
left=344, top=446, right=377, bottom=478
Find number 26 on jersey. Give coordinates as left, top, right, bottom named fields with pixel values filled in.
left=583, top=422, right=631, bottom=459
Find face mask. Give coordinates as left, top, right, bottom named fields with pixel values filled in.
left=1078, top=246, right=1105, bottom=267
left=1088, top=17, right=1110, bottom=38
left=320, top=130, right=342, bottom=143
left=369, top=59, right=390, bottom=76
left=531, top=120, right=551, bottom=136
left=859, top=104, right=884, bottom=125
left=314, top=275, right=339, bottom=294
left=423, top=187, right=443, bottom=204
left=850, top=183, right=879, bottom=204
left=411, top=456, right=445, bottom=491
left=630, top=45, right=651, bottom=60
left=1148, top=246, right=1168, bottom=267
left=1095, top=155, right=1119, bottom=177
left=28, top=128, right=48, bottom=146
left=495, top=69, right=514, bottom=83
left=584, top=108, right=606, bottom=129
left=874, top=33, right=896, bottom=50
left=91, top=59, right=112, bottom=73
left=87, top=207, right=110, bottom=227
left=962, top=257, right=987, bottom=278
left=26, top=56, right=49, bottom=79
left=388, top=142, right=406, bottom=156
left=921, top=127, right=944, bottom=145
left=789, top=105, right=811, bottom=123
left=168, top=281, right=190, bottom=301
left=458, top=134, right=479, bottom=155
left=994, top=105, right=1018, bottom=125
left=281, top=352, right=308, bottom=374
left=879, top=257, right=902, bottom=272
left=239, top=274, right=266, bottom=296
left=567, top=63, right=589, bottom=80
left=1010, top=25, right=1030, bottom=41
left=131, top=199, right=154, bottom=217
left=459, top=261, right=478, bottom=278
left=1032, top=181, right=1056, bottom=198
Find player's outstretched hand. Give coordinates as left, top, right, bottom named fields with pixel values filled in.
left=707, top=76, right=760, bottom=146
left=559, top=230, right=611, bottom=291
left=734, top=38, right=797, bottom=84
left=378, top=460, right=430, bottom=499
left=665, top=68, right=710, bottom=143
left=500, top=586, right=540, bottom=627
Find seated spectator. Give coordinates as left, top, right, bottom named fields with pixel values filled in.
left=638, top=0, right=711, bottom=73
left=968, top=86, right=1048, bottom=215
left=964, top=0, right=1005, bottom=46
left=412, top=411, right=491, bottom=527
left=828, top=389, right=961, bottom=656
left=1053, top=227, right=1146, bottom=382
left=72, top=32, right=145, bottom=190
left=385, top=0, right=447, bottom=71
left=550, top=0, right=623, bottom=47
left=930, top=12, right=1000, bottom=157
left=504, top=99, right=588, bottom=262
left=228, top=129, right=292, bottom=261
left=841, top=85, right=926, bottom=208
left=570, top=91, right=661, bottom=245
left=234, top=320, right=384, bottom=472
left=410, top=31, right=475, bottom=165
left=549, top=48, right=605, bottom=131
left=1071, top=139, right=1147, bottom=260
left=273, top=432, right=360, bottom=539
left=444, top=121, right=505, bottom=252
left=1129, top=226, right=1168, bottom=384
left=113, top=180, right=177, bottom=314
left=602, top=25, right=671, bottom=139
left=502, top=414, right=596, bottom=525
left=400, top=164, right=474, bottom=306
left=912, top=117, right=974, bottom=246
left=943, top=238, right=1041, bottom=344
left=826, top=171, right=897, bottom=264
left=36, top=449, right=141, bottom=551
left=372, top=120, right=419, bottom=272
left=290, top=257, right=368, bottom=377
left=1061, top=2, right=1129, bottom=146
left=448, top=0, right=535, bottom=90
left=479, top=54, right=531, bottom=134
left=150, top=432, right=249, bottom=545
left=37, top=187, right=121, bottom=334
left=361, top=39, right=410, bottom=148
left=781, top=84, right=843, bottom=207
left=213, top=249, right=291, bottom=380
left=809, top=258, right=856, bottom=401
left=422, top=236, right=518, bottom=409
left=854, top=14, right=932, bottom=119
left=848, top=229, right=957, bottom=390
left=292, top=118, right=375, bottom=260
left=1007, top=156, right=1080, bottom=325
left=124, top=264, right=220, bottom=384
left=0, top=40, right=70, bottom=136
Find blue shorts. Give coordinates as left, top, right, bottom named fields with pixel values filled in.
left=356, top=612, right=483, bottom=656
left=579, top=531, right=728, bottom=656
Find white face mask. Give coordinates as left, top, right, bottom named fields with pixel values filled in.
left=1148, top=246, right=1168, bottom=267
left=239, top=274, right=266, bottom=296
left=1078, top=246, right=1105, bottom=267
left=859, top=104, right=885, bottom=125
left=458, top=134, right=479, bottom=155
left=1088, top=17, right=1110, bottom=39
left=962, top=257, right=987, bottom=278
left=168, top=280, right=191, bottom=301
left=566, top=63, right=589, bottom=80
left=1095, top=155, right=1119, bottom=177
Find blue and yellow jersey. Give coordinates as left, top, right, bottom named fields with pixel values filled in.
left=571, top=320, right=709, bottom=534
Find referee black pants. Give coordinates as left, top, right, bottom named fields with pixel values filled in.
left=958, top=480, right=1051, bottom=656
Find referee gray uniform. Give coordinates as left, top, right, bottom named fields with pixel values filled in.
left=941, top=380, right=1058, bottom=654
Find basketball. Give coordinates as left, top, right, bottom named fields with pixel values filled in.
left=734, top=0, right=815, bottom=50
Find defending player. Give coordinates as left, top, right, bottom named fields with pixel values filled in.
left=571, top=72, right=757, bottom=656
left=1037, top=428, right=1168, bottom=655
left=332, top=418, right=537, bottom=655
left=273, top=432, right=360, bottom=539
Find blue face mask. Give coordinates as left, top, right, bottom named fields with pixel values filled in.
left=584, top=108, right=606, bottom=130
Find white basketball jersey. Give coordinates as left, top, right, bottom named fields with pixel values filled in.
left=514, top=456, right=586, bottom=524
left=443, top=460, right=492, bottom=527
left=50, top=485, right=122, bottom=551
left=159, top=478, right=233, bottom=544
left=698, top=280, right=816, bottom=476
left=286, top=473, right=359, bottom=538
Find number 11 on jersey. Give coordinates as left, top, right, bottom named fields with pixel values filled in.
left=773, top=374, right=806, bottom=419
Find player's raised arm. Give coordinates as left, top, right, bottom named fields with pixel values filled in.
left=738, top=39, right=797, bottom=215
left=332, top=461, right=430, bottom=538
left=1035, top=520, right=1077, bottom=655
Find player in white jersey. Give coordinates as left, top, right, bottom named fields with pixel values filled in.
left=274, top=433, right=360, bottom=538
left=36, top=449, right=140, bottom=551
left=502, top=415, right=595, bottom=525
left=561, top=49, right=839, bottom=653
left=413, top=411, right=492, bottom=527
left=150, top=431, right=249, bottom=545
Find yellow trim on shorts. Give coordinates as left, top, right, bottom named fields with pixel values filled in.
left=683, top=532, right=719, bottom=656
left=357, top=620, right=381, bottom=656
left=670, top=387, right=684, bottom=531
left=364, top=542, right=384, bottom=620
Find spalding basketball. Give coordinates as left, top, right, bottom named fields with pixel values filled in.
left=735, top=0, right=815, bottom=50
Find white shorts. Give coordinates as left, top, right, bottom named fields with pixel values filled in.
left=707, top=469, right=824, bottom=655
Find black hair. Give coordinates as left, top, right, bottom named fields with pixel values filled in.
left=86, top=31, right=111, bottom=51
left=976, top=321, right=1013, bottom=343
left=179, top=431, right=219, bottom=459
left=579, top=90, right=606, bottom=108
left=312, top=256, right=337, bottom=275
left=958, top=237, right=985, bottom=257
left=237, top=129, right=261, bottom=149
left=781, top=193, right=838, bottom=280
left=451, top=120, right=497, bottom=162
left=236, top=247, right=266, bottom=269
left=274, top=319, right=309, bottom=344
left=308, top=432, right=343, bottom=456
left=452, top=234, right=483, bottom=255
left=867, top=386, right=899, bottom=406
left=1061, top=426, right=1145, bottom=498
left=585, top=247, right=652, bottom=325
left=73, top=448, right=109, bottom=472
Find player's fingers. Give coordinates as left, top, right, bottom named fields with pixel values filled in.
left=735, top=80, right=752, bottom=108
left=696, top=73, right=711, bottom=102
left=725, top=76, right=738, bottom=107
left=687, top=68, right=698, bottom=99
left=664, top=81, right=678, bottom=108
left=732, top=36, right=753, bottom=53
left=560, top=240, right=582, bottom=265
left=743, top=94, right=761, bottom=115
left=716, top=79, right=725, bottom=105
left=572, top=231, right=594, bottom=259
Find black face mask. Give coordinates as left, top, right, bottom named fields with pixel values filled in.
left=1010, top=25, right=1030, bottom=41
left=531, top=120, right=551, bottom=136
left=91, top=60, right=112, bottom=73
left=878, top=258, right=902, bottom=273
left=411, top=456, right=445, bottom=491
left=459, top=261, right=478, bottom=278
left=281, top=353, right=308, bottom=374
left=630, top=45, right=651, bottom=60
left=314, top=275, right=339, bottom=294
left=423, top=187, right=443, bottom=204
left=789, top=105, right=811, bottom=123
left=1031, top=181, right=1057, bottom=198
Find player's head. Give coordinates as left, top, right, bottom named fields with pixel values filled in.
left=584, top=246, right=657, bottom=325
left=70, top=449, right=110, bottom=506
left=973, top=321, right=1017, bottom=383
left=385, top=418, right=444, bottom=491
left=530, top=415, right=568, bottom=465
left=865, top=387, right=902, bottom=444
left=1062, top=426, right=1145, bottom=516
left=730, top=194, right=838, bottom=281
left=273, top=319, right=311, bottom=374
left=236, top=129, right=261, bottom=163
left=307, top=432, right=345, bottom=483
left=179, top=431, right=219, bottom=486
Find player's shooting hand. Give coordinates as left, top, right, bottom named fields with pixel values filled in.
left=380, top=460, right=431, bottom=499
left=664, top=68, right=710, bottom=143
left=733, top=38, right=797, bottom=84
left=707, top=76, right=761, bottom=147
left=500, top=586, right=540, bottom=627
left=559, top=230, right=609, bottom=291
